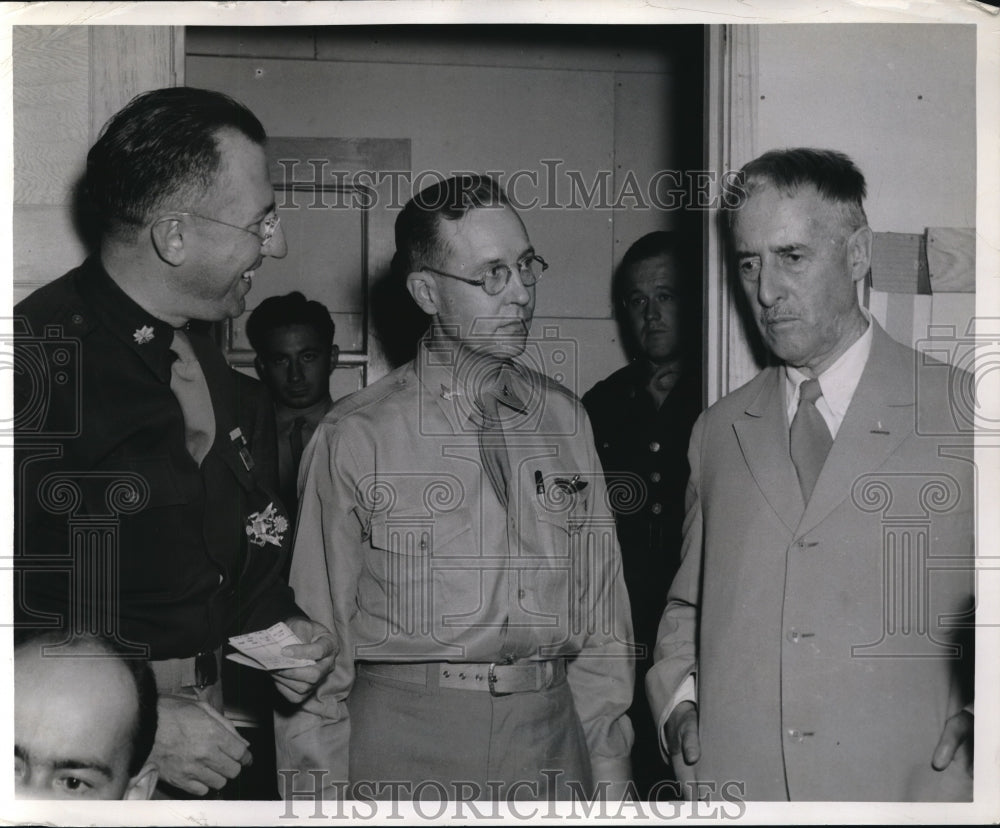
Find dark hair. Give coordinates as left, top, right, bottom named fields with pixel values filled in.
left=729, top=147, right=868, bottom=231
left=613, top=230, right=697, bottom=307
left=245, top=291, right=336, bottom=354
left=86, top=86, right=267, bottom=238
left=14, top=629, right=159, bottom=777
left=393, top=174, right=513, bottom=276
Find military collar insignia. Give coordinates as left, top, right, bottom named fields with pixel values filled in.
left=133, top=325, right=155, bottom=345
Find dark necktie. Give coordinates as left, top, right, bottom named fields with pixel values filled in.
left=289, top=417, right=306, bottom=478
left=790, top=377, right=833, bottom=502
left=476, top=372, right=512, bottom=509
left=169, top=329, right=215, bottom=465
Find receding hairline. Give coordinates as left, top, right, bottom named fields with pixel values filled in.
left=733, top=178, right=868, bottom=236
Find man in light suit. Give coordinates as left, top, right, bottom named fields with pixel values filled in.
left=647, top=148, right=974, bottom=801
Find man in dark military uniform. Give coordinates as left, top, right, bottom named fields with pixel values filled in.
left=13, top=87, right=336, bottom=798
left=582, top=231, right=702, bottom=799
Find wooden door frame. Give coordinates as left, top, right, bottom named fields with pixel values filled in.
left=703, top=24, right=762, bottom=406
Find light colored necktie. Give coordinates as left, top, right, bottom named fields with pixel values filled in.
left=790, top=377, right=833, bottom=502
left=169, top=329, right=216, bottom=466
left=476, top=371, right=512, bottom=509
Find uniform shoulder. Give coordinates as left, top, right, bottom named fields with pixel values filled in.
left=14, top=265, right=91, bottom=336
left=522, top=363, right=583, bottom=410
left=582, top=363, right=635, bottom=409
left=322, top=362, right=414, bottom=428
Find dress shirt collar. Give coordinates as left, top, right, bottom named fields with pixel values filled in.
left=415, top=337, right=534, bottom=431
left=78, top=256, right=178, bottom=383
left=784, top=309, right=873, bottom=438
left=275, top=396, right=334, bottom=431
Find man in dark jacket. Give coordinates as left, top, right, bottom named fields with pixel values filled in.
left=14, top=87, right=336, bottom=797
left=582, top=231, right=702, bottom=798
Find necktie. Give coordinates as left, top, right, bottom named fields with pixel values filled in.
left=289, top=417, right=306, bottom=479
left=169, top=329, right=216, bottom=466
left=476, top=371, right=512, bottom=509
left=789, top=377, right=833, bottom=502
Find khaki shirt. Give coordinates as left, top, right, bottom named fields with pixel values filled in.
left=276, top=340, right=635, bottom=794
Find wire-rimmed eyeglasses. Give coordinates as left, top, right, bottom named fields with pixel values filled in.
left=174, top=211, right=281, bottom=246
left=422, top=254, right=548, bottom=296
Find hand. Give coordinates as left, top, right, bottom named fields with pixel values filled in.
left=665, top=701, right=701, bottom=798
left=272, top=616, right=338, bottom=703
left=150, top=695, right=251, bottom=796
left=932, top=709, right=973, bottom=776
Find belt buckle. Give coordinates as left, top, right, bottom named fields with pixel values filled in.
left=194, top=651, right=218, bottom=689
left=487, top=657, right=514, bottom=697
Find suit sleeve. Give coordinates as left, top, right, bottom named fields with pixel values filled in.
left=274, top=421, right=364, bottom=797
left=645, top=409, right=706, bottom=733
left=565, top=413, right=635, bottom=793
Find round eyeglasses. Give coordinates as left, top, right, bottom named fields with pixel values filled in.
left=174, top=211, right=280, bottom=246
left=422, top=254, right=548, bottom=296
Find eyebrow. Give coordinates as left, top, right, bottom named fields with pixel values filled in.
left=51, top=758, right=115, bottom=779
left=16, top=744, right=114, bottom=779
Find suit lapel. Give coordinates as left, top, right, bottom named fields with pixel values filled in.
left=734, top=368, right=806, bottom=532
left=797, top=325, right=914, bottom=534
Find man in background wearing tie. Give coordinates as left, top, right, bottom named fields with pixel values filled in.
left=647, top=148, right=974, bottom=800
left=14, top=86, right=336, bottom=798
left=247, top=291, right=339, bottom=524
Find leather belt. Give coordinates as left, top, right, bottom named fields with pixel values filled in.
left=359, top=659, right=566, bottom=696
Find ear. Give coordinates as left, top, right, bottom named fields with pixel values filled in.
left=253, top=355, right=265, bottom=381
left=406, top=270, right=440, bottom=316
left=150, top=217, right=187, bottom=267
left=123, top=761, right=158, bottom=800
left=328, top=344, right=340, bottom=374
left=847, top=225, right=873, bottom=284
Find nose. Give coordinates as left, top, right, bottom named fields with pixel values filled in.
left=505, top=268, right=532, bottom=306
left=644, top=297, right=661, bottom=322
left=264, top=218, right=288, bottom=259
left=756, top=258, right=782, bottom=308
left=287, top=357, right=303, bottom=383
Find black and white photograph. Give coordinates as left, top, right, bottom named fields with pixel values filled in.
left=3, top=1, right=998, bottom=824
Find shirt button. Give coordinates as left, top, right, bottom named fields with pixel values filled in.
left=650, top=471, right=662, bottom=483
left=650, top=502, right=663, bottom=515
left=71, top=313, right=84, bottom=325
left=787, top=628, right=800, bottom=643
left=518, top=589, right=526, bottom=599
left=787, top=729, right=802, bottom=741
left=649, top=441, right=661, bottom=453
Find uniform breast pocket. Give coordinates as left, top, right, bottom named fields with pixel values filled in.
left=76, top=455, right=187, bottom=516
left=361, top=507, right=476, bottom=627
left=531, top=490, right=591, bottom=543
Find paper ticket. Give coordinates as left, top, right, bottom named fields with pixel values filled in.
left=226, top=621, right=316, bottom=671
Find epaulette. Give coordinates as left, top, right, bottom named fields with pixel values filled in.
left=14, top=267, right=97, bottom=340
left=320, top=361, right=415, bottom=428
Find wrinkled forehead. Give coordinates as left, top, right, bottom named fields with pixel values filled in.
left=733, top=181, right=853, bottom=237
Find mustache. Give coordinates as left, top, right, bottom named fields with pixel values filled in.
left=760, top=307, right=798, bottom=325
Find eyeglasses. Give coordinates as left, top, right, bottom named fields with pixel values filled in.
left=422, top=254, right=548, bottom=296
left=175, top=211, right=281, bottom=246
